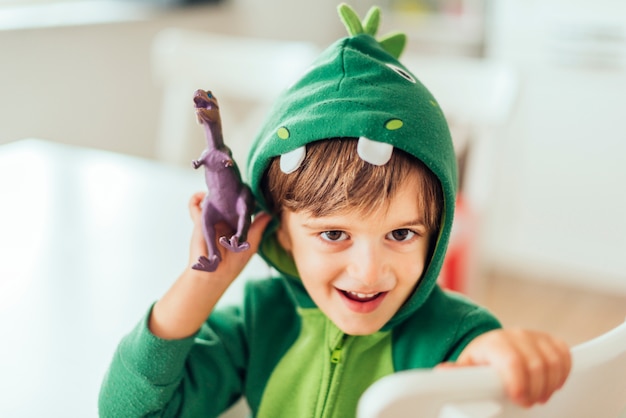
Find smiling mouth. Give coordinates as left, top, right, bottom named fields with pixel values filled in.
left=342, top=290, right=383, bottom=302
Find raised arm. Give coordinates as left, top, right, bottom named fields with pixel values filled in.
left=149, top=192, right=270, bottom=340
left=99, top=193, right=270, bottom=417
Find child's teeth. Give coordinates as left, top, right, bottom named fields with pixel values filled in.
left=349, top=291, right=377, bottom=298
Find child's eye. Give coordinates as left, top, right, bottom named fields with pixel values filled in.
left=387, top=229, right=416, bottom=242
left=321, top=231, right=348, bottom=242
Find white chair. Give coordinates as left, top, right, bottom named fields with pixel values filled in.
left=151, top=28, right=319, bottom=171
left=358, top=319, right=626, bottom=418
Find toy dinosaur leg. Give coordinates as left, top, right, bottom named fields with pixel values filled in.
left=219, top=188, right=253, bottom=253
left=192, top=202, right=222, bottom=272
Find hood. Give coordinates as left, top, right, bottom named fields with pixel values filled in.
left=246, top=4, right=458, bottom=330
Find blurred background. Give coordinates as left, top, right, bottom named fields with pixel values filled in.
left=1, top=0, right=625, bottom=364
left=1, top=0, right=625, bottom=416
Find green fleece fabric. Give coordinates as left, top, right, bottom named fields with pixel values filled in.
left=99, top=280, right=499, bottom=418
left=256, top=308, right=394, bottom=417
left=98, top=4, right=501, bottom=418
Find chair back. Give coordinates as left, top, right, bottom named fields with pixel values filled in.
left=358, top=320, right=626, bottom=418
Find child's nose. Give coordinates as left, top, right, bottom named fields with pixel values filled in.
left=346, top=242, right=390, bottom=286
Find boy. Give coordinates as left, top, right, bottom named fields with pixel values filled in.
left=99, top=4, right=571, bottom=417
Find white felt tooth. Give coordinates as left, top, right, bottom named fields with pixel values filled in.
left=280, top=146, right=306, bottom=174
left=357, top=136, right=393, bottom=166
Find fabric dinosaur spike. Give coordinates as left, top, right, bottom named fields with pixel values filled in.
left=362, top=6, right=381, bottom=36
left=379, top=31, right=406, bottom=59
left=338, top=3, right=406, bottom=58
left=338, top=3, right=364, bottom=36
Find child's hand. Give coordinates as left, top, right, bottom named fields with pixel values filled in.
left=443, top=329, right=572, bottom=407
left=149, top=193, right=271, bottom=340
left=187, top=191, right=271, bottom=281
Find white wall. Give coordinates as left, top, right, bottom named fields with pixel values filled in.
left=484, top=0, right=626, bottom=294
left=0, top=20, right=156, bottom=157
left=0, top=0, right=350, bottom=159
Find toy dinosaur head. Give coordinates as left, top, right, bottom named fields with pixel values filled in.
left=247, top=3, right=458, bottom=327
left=194, top=89, right=221, bottom=125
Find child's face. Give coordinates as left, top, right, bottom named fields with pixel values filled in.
left=277, top=176, right=431, bottom=335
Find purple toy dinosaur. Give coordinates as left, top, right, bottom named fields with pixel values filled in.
left=191, top=89, right=254, bottom=272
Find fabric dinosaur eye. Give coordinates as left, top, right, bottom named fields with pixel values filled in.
left=386, top=63, right=416, bottom=83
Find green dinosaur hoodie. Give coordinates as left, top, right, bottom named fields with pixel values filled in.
left=247, top=3, right=457, bottom=330
left=98, top=4, right=500, bottom=418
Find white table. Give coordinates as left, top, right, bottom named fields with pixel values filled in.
left=0, top=139, right=266, bottom=417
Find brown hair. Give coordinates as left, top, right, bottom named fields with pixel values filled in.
left=261, top=138, right=443, bottom=234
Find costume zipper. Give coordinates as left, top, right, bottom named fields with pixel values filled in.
left=331, top=336, right=344, bottom=364
left=320, top=333, right=348, bottom=417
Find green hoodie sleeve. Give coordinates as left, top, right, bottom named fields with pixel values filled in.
left=391, top=286, right=502, bottom=370
left=99, top=305, right=247, bottom=417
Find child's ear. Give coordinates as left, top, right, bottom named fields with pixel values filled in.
left=276, top=220, right=293, bottom=254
